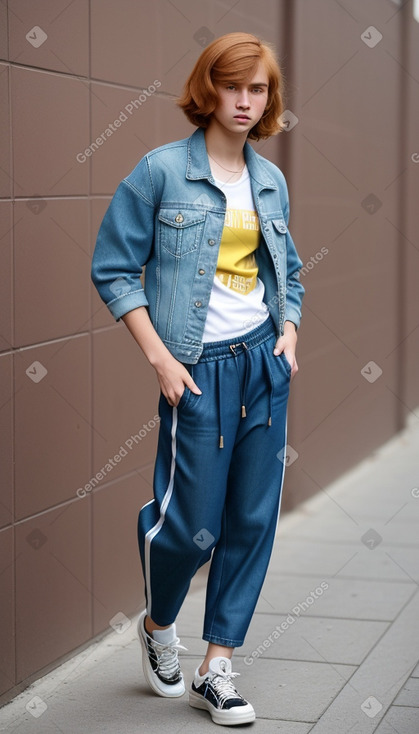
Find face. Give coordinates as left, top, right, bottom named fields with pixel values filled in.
left=210, top=60, right=269, bottom=136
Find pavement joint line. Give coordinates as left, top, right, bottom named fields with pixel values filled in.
left=265, top=573, right=419, bottom=583
left=278, top=537, right=419, bottom=547
left=251, top=612, right=393, bottom=622
left=308, top=590, right=419, bottom=733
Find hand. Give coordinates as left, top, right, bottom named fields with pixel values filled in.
left=155, top=354, right=202, bottom=407
left=273, top=321, right=299, bottom=379
left=120, top=308, right=202, bottom=407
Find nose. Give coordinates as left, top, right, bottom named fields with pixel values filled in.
left=236, top=89, right=250, bottom=109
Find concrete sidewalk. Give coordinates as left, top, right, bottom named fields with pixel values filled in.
left=1, top=419, right=419, bottom=733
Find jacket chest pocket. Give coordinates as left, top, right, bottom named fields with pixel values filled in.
left=272, top=217, right=288, bottom=244
left=263, top=217, right=287, bottom=269
left=158, top=208, right=206, bottom=257
left=271, top=217, right=288, bottom=259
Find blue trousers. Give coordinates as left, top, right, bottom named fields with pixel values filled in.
left=137, top=317, right=291, bottom=647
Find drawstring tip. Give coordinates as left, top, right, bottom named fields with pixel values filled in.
left=241, top=405, right=246, bottom=418
left=219, top=435, right=224, bottom=449
left=268, top=416, right=272, bottom=426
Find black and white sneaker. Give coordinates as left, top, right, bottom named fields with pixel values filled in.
left=137, top=610, right=186, bottom=697
left=189, top=656, right=255, bottom=725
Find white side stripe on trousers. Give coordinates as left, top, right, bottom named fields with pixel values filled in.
left=144, top=406, right=178, bottom=616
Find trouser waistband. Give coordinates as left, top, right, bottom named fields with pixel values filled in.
left=194, top=316, right=279, bottom=449
left=199, top=316, right=276, bottom=362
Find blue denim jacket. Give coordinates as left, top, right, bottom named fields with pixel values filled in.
left=91, top=127, right=304, bottom=363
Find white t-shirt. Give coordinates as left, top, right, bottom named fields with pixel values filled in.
left=202, top=166, right=269, bottom=342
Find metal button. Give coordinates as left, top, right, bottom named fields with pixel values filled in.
left=175, top=213, right=184, bottom=223
left=278, top=224, right=287, bottom=233
left=195, top=301, right=202, bottom=307
left=208, top=239, right=215, bottom=246
left=198, top=269, right=205, bottom=275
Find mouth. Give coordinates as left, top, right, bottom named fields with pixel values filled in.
left=234, top=115, right=251, bottom=121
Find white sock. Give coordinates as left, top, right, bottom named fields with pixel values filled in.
left=151, top=624, right=176, bottom=645
left=194, top=666, right=208, bottom=684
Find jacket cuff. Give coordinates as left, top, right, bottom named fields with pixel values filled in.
left=107, top=289, right=149, bottom=321
left=284, top=305, right=301, bottom=331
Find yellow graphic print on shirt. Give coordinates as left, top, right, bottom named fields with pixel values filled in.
left=216, top=209, right=260, bottom=295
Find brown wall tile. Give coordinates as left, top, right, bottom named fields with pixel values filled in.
left=8, top=0, right=89, bottom=76
left=14, top=335, right=91, bottom=520
left=90, top=84, right=189, bottom=195
left=0, top=63, right=11, bottom=199
left=0, top=353, right=13, bottom=529
left=0, top=2, right=8, bottom=61
left=11, top=66, right=89, bottom=197
left=403, top=13, right=419, bottom=413
left=92, top=473, right=149, bottom=635
left=404, top=329, right=419, bottom=415
left=13, top=199, right=90, bottom=347
left=15, top=500, right=91, bottom=682
left=91, top=326, right=160, bottom=492
left=0, top=527, right=14, bottom=696
left=0, top=201, right=13, bottom=352
left=91, top=0, right=204, bottom=92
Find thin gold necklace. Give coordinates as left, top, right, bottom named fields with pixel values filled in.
left=208, top=152, right=245, bottom=174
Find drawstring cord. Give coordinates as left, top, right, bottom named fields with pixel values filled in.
left=216, top=360, right=224, bottom=449
left=216, top=335, right=274, bottom=449
left=262, top=350, right=274, bottom=427
left=242, top=344, right=249, bottom=418
left=230, top=342, right=249, bottom=420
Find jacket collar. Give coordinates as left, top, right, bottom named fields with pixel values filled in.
left=186, top=127, right=277, bottom=190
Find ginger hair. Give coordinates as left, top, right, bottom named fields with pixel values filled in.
left=177, top=32, right=285, bottom=140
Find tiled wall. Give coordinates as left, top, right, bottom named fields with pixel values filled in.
left=1, top=0, right=418, bottom=702
left=286, top=0, right=419, bottom=500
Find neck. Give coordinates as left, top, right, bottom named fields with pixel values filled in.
left=204, top=121, right=247, bottom=169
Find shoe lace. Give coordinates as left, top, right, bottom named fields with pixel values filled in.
left=146, top=630, right=187, bottom=679
left=207, top=670, right=243, bottom=707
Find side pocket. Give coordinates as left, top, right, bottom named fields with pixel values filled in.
left=270, top=352, right=291, bottom=382
left=176, top=385, right=191, bottom=410
left=280, top=352, right=292, bottom=376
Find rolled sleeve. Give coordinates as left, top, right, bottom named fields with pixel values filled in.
left=107, top=287, right=149, bottom=321
left=91, top=159, right=155, bottom=321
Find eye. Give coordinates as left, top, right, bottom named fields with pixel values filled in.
left=226, top=84, right=236, bottom=91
